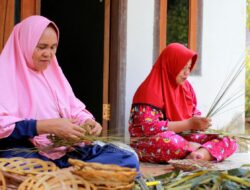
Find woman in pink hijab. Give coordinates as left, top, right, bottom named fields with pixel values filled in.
left=0, top=15, right=139, bottom=171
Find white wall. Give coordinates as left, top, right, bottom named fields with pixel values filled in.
left=189, top=0, right=246, bottom=132
left=125, top=0, right=154, bottom=139
left=125, top=0, right=246, bottom=137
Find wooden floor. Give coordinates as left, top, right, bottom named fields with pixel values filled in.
left=140, top=153, right=250, bottom=177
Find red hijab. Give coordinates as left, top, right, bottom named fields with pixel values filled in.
left=133, top=43, right=198, bottom=121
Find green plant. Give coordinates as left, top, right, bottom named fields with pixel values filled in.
left=167, top=0, right=189, bottom=46
left=247, top=0, right=250, bottom=30
left=246, top=50, right=250, bottom=117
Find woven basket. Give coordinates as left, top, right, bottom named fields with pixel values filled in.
left=168, top=159, right=214, bottom=171
left=1, top=170, right=27, bottom=190
left=0, top=170, right=6, bottom=190
left=69, top=159, right=137, bottom=190
left=18, top=170, right=97, bottom=190
left=0, top=157, right=58, bottom=176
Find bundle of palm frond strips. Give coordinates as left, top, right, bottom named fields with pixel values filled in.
left=69, top=158, right=137, bottom=190
left=149, top=167, right=250, bottom=190
left=46, top=123, right=124, bottom=149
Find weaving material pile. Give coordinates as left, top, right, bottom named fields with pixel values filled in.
left=0, top=157, right=137, bottom=190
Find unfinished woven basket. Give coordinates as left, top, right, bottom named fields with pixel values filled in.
left=0, top=157, right=58, bottom=176
left=18, top=170, right=96, bottom=190
left=168, top=159, right=214, bottom=171
left=69, top=159, right=137, bottom=190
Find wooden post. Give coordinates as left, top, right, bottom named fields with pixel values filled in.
left=188, top=0, right=197, bottom=51
left=159, top=0, right=167, bottom=54
left=21, top=0, right=40, bottom=20
left=0, top=0, right=15, bottom=52
left=102, top=0, right=111, bottom=136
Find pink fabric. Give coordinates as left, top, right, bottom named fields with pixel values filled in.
left=0, top=16, right=93, bottom=159
left=129, top=105, right=237, bottom=162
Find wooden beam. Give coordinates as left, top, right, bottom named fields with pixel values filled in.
left=188, top=0, right=198, bottom=51
left=0, top=0, right=15, bottom=52
left=21, top=0, right=40, bottom=20
left=0, top=0, right=7, bottom=52
left=159, top=0, right=167, bottom=53
left=109, top=0, right=127, bottom=136
left=102, top=0, right=111, bottom=136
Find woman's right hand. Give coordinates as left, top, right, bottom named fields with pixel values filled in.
left=37, top=118, right=86, bottom=140
left=188, top=116, right=211, bottom=131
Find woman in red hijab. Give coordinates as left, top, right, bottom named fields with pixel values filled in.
left=129, top=43, right=237, bottom=163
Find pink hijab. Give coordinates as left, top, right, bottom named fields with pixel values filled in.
left=0, top=15, right=93, bottom=159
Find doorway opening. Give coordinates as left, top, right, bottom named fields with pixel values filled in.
left=41, top=0, right=105, bottom=123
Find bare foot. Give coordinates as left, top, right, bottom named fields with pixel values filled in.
left=188, top=142, right=201, bottom=151
left=186, top=148, right=214, bottom=161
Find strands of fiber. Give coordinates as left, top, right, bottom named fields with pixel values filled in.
left=206, top=57, right=245, bottom=118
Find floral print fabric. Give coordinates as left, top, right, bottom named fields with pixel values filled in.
left=129, top=104, right=237, bottom=163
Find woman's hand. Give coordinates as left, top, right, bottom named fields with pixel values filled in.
left=37, top=118, right=86, bottom=140
left=188, top=116, right=211, bottom=131
left=83, top=119, right=102, bottom=136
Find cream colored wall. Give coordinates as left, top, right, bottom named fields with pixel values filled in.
left=189, top=0, right=246, bottom=132
left=125, top=0, right=154, bottom=140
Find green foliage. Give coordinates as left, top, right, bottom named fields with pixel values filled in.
left=167, top=0, right=189, bottom=46
left=246, top=50, right=250, bottom=117
left=136, top=168, right=250, bottom=189
left=247, top=0, right=250, bottom=30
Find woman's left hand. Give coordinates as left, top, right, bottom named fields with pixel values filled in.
left=83, top=119, right=102, bottom=136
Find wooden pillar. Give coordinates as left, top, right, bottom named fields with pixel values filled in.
left=188, top=0, right=197, bottom=51
left=0, top=0, right=15, bottom=52
left=102, top=0, right=111, bottom=136
left=159, top=0, right=167, bottom=54
left=20, top=0, right=40, bottom=20
left=0, top=0, right=40, bottom=52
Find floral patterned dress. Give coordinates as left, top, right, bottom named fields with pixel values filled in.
left=129, top=104, right=237, bottom=163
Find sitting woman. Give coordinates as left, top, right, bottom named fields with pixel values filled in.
left=0, top=15, right=139, bottom=171
left=129, top=43, right=237, bottom=163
